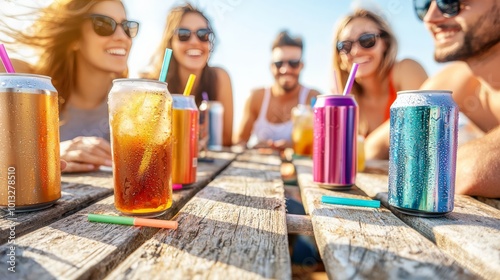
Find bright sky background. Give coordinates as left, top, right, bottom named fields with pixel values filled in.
left=1, top=0, right=447, bottom=134
left=123, top=0, right=445, bottom=134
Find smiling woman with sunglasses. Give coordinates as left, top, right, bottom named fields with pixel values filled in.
left=142, top=3, right=234, bottom=147
left=332, top=9, right=428, bottom=158
left=0, top=0, right=138, bottom=173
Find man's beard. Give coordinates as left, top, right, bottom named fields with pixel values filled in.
left=277, top=76, right=300, bottom=92
left=435, top=3, right=500, bottom=62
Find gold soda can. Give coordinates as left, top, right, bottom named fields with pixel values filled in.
left=0, top=74, right=61, bottom=212
left=172, top=94, right=199, bottom=184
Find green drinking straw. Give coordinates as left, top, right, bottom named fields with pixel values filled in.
left=321, top=195, right=380, bottom=208
left=88, top=214, right=178, bottom=229
left=159, top=48, right=173, bottom=82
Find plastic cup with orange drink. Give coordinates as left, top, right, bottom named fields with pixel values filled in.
left=291, top=104, right=314, bottom=157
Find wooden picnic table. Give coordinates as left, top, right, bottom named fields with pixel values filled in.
left=0, top=149, right=498, bottom=279
left=0, top=150, right=292, bottom=280
left=294, top=157, right=500, bottom=280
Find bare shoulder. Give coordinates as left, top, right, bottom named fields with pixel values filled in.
left=212, top=67, right=233, bottom=103
left=213, top=67, right=231, bottom=83
left=306, top=88, right=321, bottom=105
left=308, top=89, right=322, bottom=97
left=394, top=58, right=426, bottom=72
left=420, top=62, right=479, bottom=100
left=392, top=59, right=428, bottom=90
left=421, top=62, right=475, bottom=88
left=249, top=87, right=265, bottom=103
left=0, top=59, right=33, bottom=73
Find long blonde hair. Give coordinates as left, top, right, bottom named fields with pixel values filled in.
left=332, top=9, right=398, bottom=96
left=0, top=0, right=126, bottom=112
left=142, top=3, right=217, bottom=106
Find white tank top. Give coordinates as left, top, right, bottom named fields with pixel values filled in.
left=252, top=86, right=309, bottom=142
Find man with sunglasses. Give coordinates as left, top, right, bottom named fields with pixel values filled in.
left=237, top=31, right=320, bottom=150
left=368, top=1, right=500, bottom=197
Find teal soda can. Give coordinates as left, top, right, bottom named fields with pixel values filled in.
left=388, top=90, right=458, bottom=217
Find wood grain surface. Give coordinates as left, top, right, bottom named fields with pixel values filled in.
left=0, top=173, right=113, bottom=245
left=294, top=158, right=478, bottom=280
left=105, top=151, right=291, bottom=280
left=355, top=169, right=500, bottom=280
left=0, top=152, right=235, bottom=280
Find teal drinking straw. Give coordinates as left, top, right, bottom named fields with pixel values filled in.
left=159, top=48, right=173, bottom=82
left=321, top=195, right=380, bottom=208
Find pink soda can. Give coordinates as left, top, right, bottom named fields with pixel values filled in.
left=313, top=95, right=358, bottom=190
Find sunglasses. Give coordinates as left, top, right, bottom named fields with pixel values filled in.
left=87, top=14, right=139, bottom=38
left=337, top=33, right=380, bottom=55
left=413, top=0, right=461, bottom=21
left=175, top=28, right=212, bottom=42
left=273, top=59, right=301, bottom=69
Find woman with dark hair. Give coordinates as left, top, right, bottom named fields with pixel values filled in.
left=0, top=0, right=139, bottom=172
left=332, top=9, right=428, bottom=158
left=143, top=3, right=234, bottom=146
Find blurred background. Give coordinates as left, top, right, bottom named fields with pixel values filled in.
left=123, top=0, right=444, bottom=133
left=2, top=0, right=447, bottom=134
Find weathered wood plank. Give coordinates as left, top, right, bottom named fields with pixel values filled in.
left=476, top=197, right=500, bottom=210
left=0, top=151, right=237, bottom=245
left=0, top=152, right=235, bottom=280
left=0, top=172, right=113, bottom=245
left=355, top=172, right=500, bottom=280
left=286, top=214, right=313, bottom=236
left=362, top=159, right=500, bottom=212
left=105, top=151, right=291, bottom=280
left=294, top=158, right=477, bottom=280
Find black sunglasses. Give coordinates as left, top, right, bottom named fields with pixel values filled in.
left=175, top=28, right=212, bottom=42
left=87, top=14, right=139, bottom=38
left=413, top=0, right=461, bottom=21
left=273, top=59, right=301, bottom=69
left=337, top=33, right=380, bottom=55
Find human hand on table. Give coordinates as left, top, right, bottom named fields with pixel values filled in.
left=60, top=136, right=112, bottom=173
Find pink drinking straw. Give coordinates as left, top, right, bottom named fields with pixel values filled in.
left=0, top=44, right=15, bottom=73
left=342, top=63, right=359, bottom=96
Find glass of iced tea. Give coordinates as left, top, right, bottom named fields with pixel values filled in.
left=108, top=79, right=173, bottom=217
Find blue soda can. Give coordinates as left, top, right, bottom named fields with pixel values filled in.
left=388, top=90, right=458, bottom=217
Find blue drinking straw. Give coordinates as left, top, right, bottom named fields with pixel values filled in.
left=159, top=48, right=173, bottom=82
left=321, top=195, right=380, bottom=208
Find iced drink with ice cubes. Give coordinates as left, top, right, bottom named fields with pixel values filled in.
left=108, top=79, right=173, bottom=217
